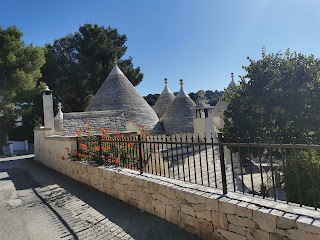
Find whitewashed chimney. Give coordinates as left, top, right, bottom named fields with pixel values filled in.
left=42, top=85, right=54, bottom=130
left=193, top=90, right=217, bottom=142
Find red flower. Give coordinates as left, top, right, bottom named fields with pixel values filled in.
left=76, top=129, right=82, bottom=136
left=115, top=159, right=120, bottom=165
left=80, top=144, right=88, bottom=150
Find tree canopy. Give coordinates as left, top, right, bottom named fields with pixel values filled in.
left=41, top=24, right=143, bottom=112
left=144, top=90, right=224, bottom=107
left=0, top=26, right=45, bottom=144
left=222, top=49, right=320, bottom=207
left=223, top=48, right=320, bottom=142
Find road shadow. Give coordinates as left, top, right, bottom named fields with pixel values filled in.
left=0, top=168, right=40, bottom=190
left=0, top=158, right=201, bottom=240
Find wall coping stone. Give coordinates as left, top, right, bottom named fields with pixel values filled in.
left=45, top=135, right=77, bottom=141
left=34, top=127, right=53, bottom=131
left=73, top=161, right=320, bottom=222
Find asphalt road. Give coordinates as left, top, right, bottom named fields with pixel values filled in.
left=0, top=156, right=201, bottom=240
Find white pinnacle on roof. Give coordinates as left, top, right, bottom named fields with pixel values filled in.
left=226, top=73, right=236, bottom=91
left=153, top=79, right=175, bottom=118
left=109, top=64, right=124, bottom=75
left=176, top=79, right=189, bottom=97
left=161, top=79, right=196, bottom=134
left=54, top=102, right=63, bottom=121
left=85, top=62, right=159, bottom=130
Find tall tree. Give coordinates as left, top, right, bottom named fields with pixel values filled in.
left=223, top=48, right=320, bottom=142
left=0, top=26, right=45, bottom=145
left=223, top=49, right=320, bottom=207
left=41, top=24, right=143, bottom=112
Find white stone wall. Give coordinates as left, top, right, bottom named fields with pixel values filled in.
left=34, top=130, right=320, bottom=240
left=34, top=128, right=77, bottom=175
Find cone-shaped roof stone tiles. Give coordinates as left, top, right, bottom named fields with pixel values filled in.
left=161, top=80, right=196, bottom=134
left=85, top=64, right=159, bottom=130
left=153, top=79, right=175, bottom=118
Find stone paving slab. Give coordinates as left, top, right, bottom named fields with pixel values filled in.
left=0, top=156, right=200, bottom=240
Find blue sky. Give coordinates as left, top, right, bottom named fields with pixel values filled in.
left=2, top=0, right=320, bottom=96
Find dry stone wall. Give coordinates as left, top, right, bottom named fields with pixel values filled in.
left=62, top=161, right=320, bottom=240
left=34, top=129, right=320, bottom=240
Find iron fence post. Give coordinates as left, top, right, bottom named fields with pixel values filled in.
left=218, top=133, right=227, bottom=194
left=138, top=134, right=143, bottom=175
left=76, top=137, right=80, bottom=161
left=99, top=135, right=102, bottom=165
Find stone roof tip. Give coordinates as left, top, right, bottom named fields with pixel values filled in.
left=176, top=79, right=189, bottom=98
left=109, top=64, right=125, bottom=76
left=228, top=73, right=236, bottom=88
left=161, top=78, right=173, bottom=94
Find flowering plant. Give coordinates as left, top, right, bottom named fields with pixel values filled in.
left=62, top=122, right=155, bottom=171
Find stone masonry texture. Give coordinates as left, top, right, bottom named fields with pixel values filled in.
left=63, top=111, right=127, bottom=136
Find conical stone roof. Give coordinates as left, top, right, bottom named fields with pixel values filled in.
left=213, top=73, right=237, bottom=117
left=153, top=79, right=175, bottom=118
left=85, top=64, right=159, bottom=130
left=161, top=80, right=196, bottom=134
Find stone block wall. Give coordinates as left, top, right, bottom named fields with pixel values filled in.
left=34, top=129, right=320, bottom=240
left=34, top=128, right=77, bottom=175
left=62, top=162, right=320, bottom=240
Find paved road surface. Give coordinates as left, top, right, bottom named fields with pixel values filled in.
left=0, top=156, right=200, bottom=240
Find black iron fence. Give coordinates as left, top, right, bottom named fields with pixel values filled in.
left=76, top=133, right=320, bottom=210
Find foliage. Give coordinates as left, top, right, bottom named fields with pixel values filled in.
left=204, top=90, right=224, bottom=106
left=144, top=94, right=160, bottom=106
left=0, top=26, right=46, bottom=144
left=144, top=90, right=224, bottom=106
left=41, top=23, right=143, bottom=112
left=285, top=149, right=320, bottom=207
left=63, top=122, right=155, bottom=171
left=222, top=48, right=320, bottom=207
left=189, top=90, right=224, bottom=105
left=223, top=48, right=320, bottom=143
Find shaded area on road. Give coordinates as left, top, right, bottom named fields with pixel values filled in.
left=0, top=157, right=201, bottom=240
left=0, top=168, right=40, bottom=190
